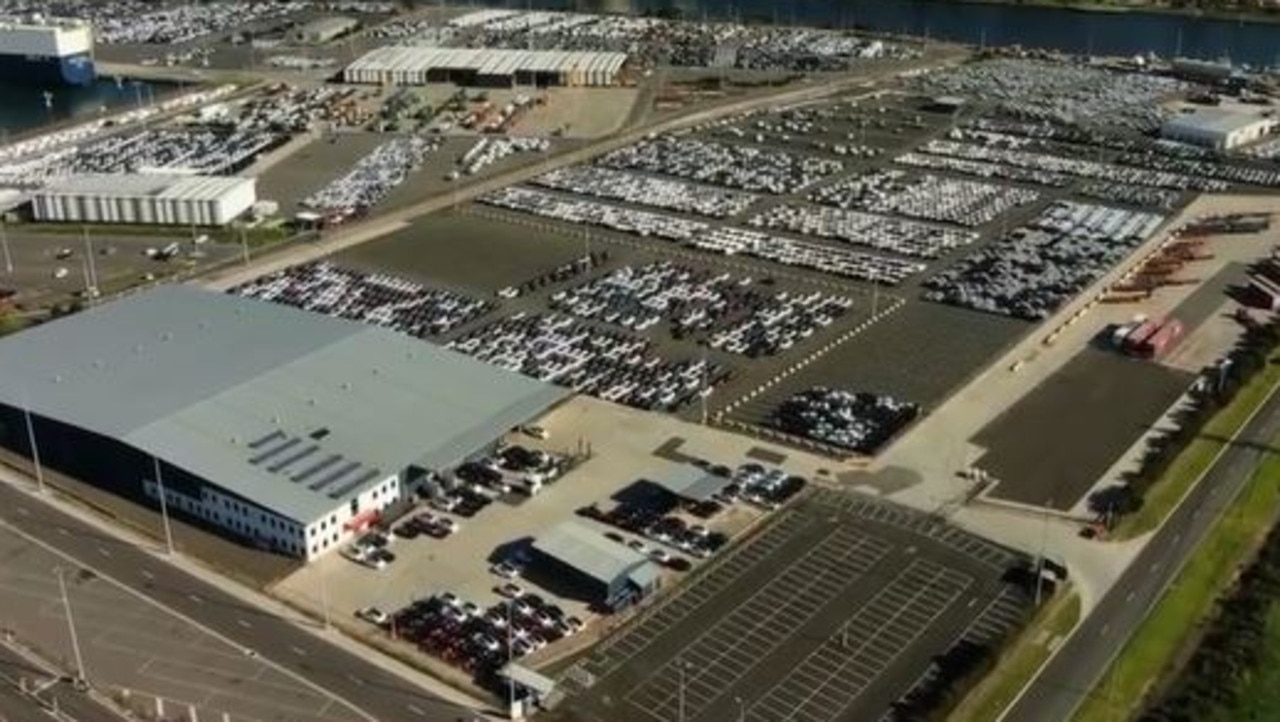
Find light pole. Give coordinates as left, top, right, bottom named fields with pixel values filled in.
left=153, top=457, right=175, bottom=555
left=21, top=398, right=45, bottom=494
left=54, top=567, right=87, bottom=685
left=319, top=560, right=332, bottom=631
left=81, top=226, right=98, bottom=297
left=1, top=220, right=12, bottom=274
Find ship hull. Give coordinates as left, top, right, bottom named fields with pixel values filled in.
left=0, top=51, right=94, bottom=86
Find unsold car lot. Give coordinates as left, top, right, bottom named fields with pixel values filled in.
left=550, top=489, right=1032, bottom=722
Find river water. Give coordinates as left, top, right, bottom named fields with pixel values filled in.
left=566, top=0, right=1280, bottom=68
left=0, top=77, right=173, bottom=136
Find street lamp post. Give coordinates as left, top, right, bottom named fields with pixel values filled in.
left=153, top=457, right=175, bottom=555
left=0, top=220, right=12, bottom=274
left=54, top=567, right=87, bottom=685
left=21, top=399, right=45, bottom=493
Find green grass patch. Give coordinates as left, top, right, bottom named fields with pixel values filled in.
left=1218, top=599, right=1280, bottom=721
left=1114, top=350, right=1280, bottom=539
left=1070, top=437, right=1280, bottom=722
left=948, top=592, right=1081, bottom=722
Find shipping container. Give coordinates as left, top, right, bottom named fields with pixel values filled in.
left=1123, top=319, right=1160, bottom=354
left=1140, top=318, right=1183, bottom=359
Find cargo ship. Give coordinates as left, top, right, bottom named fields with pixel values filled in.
left=0, top=16, right=94, bottom=87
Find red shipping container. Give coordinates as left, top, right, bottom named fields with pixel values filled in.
left=1142, top=319, right=1184, bottom=358
left=1123, top=319, right=1160, bottom=354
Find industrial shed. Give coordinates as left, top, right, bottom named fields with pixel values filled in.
left=32, top=173, right=257, bottom=226
left=343, top=46, right=627, bottom=87
left=290, top=15, right=359, bottom=44
left=531, top=522, right=661, bottom=611
left=0, top=286, right=568, bottom=560
left=1161, top=108, right=1277, bottom=151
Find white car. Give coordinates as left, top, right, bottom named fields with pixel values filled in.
left=649, top=549, right=672, bottom=564
left=355, top=606, right=389, bottom=625
left=520, top=425, right=550, bottom=440
left=492, top=561, right=523, bottom=579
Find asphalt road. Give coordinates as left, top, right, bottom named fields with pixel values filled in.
left=0, top=644, right=124, bottom=722
left=1002, top=383, right=1280, bottom=722
left=0, top=483, right=478, bottom=722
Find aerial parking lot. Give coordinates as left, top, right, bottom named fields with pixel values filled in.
left=548, top=488, right=1036, bottom=722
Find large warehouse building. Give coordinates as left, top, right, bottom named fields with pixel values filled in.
left=343, top=46, right=627, bottom=87
left=1160, top=108, right=1277, bottom=151
left=32, top=173, right=257, bottom=226
left=0, top=286, right=567, bottom=560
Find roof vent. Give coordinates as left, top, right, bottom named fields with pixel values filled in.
left=371, top=367, right=380, bottom=375
left=52, top=374, right=63, bottom=383
left=272, top=415, right=281, bottom=424
left=340, top=382, right=351, bottom=391
left=160, top=331, right=173, bottom=341
left=307, top=398, right=317, bottom=406
left=92, top=359, right=104, bottom=368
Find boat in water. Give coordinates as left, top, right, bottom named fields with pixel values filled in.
left=0, top=16, right=94, bottom=87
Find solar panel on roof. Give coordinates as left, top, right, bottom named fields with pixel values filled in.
left=249, top=436, right=300, bottom=465
left=248, top=429, right=286, bottom=449
left=328, top=467, right=382, bottom=499
left=267, top=444, right=319, bottom=473
left=310, top=460, right=362, bottom=492
left=295, top=454, right=344, bottom=483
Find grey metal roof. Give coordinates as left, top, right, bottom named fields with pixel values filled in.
left=39, top=173, right=254, bottom=201
left=533, top=521, right=656, bottom=587
left=650, top=463, right=728, bottom=502
left=1163, top=108, right=1269, bottom=137
left=0, top=285, right=567, bottom=523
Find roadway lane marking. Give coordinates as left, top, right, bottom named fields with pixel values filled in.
left=140, top=570, right=154, bottom=581
left=1173, top=533, right=1182, bottom=544
left=1151, top=562, right=1162, bottom=573
left=347, top=673, right=365, bottom=686
left=56, top=527, right=69, bottom=536
left=237, top=619, right=252, bottom=629
left=0, top=516, right=385, bottom=722
left=188, top=593, right=202, bottom=604
left=290, top=646, right=307, bottom=656
left=98, top=547, right=111, bottom=558
left=407, top=704, right=426, bottom=716
left=1126, top=591, right=1136, bottom=602
left=1100, top=624, right=1110, bottom=636
left=15, top=507, right=28, bottom=516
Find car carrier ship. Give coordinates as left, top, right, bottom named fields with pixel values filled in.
left=0, top=16, right=94, bottom=87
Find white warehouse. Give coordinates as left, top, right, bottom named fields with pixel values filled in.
left=32, top=173, right=257, bottom=226
left=344, top=46, right=627, bottom=87
left=1161, top=108, right=1278, bottom=151
left=0, top=286, right=568, bottom=561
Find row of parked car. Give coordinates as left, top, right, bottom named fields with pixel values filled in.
left=598, top=136, right=845, bottom=195
left=231, top=261, right=494, bottom=338
left=448, top=313, right=728, bottom=412
left=748, top=203, right=977, bottom=260
left=303, top=136, right=441, bottom=216
left=452, top=137, right=550, bottom=179
left=371, top=588, right=583, bottom=685
left=691, top=227, right=927, bottom=286
left=548, top=261, right=853, bottom=356
left=923, top=201, right=1165, bottom=320
left=89, top=0, right=309, bottom=44
left=808, top=169, right=1041, bottom=228
left=481, top=187, right=710, bottom=242
left=533, top=165, right=759, bottom=219
left=915, top=137, right=1228, bottom=193
left=769, top=386, right=920, bottom=454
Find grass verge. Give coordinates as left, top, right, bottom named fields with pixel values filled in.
left=1114, top=350, right=1280, bottom=539
left=947, top=591, right=1082, bottom=722
left=1218, top=597, right=1280, bottom=721
left=1070, top=434, right=1280, bottom=722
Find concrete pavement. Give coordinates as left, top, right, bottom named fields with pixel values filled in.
left=1001, top=381, right=1280, bottom=722
left=0, top=475, right=487, bottom=722
left=0, top=641, right=125, bottom=722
